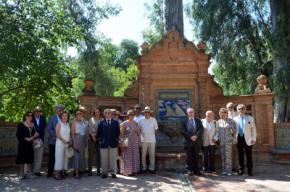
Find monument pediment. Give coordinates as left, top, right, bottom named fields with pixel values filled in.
left=138, top=29, right=211, bottom=78
left=141, top=30, right=202, bottom=63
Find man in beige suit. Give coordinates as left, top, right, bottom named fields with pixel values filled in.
left=234, top=104, right=257, bottom=176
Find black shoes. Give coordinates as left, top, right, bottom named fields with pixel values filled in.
left=101, top=174, right=107, bottom=179
left=194, top=171, right=203, bottom=176
left=187, top=170, right=202, bottom=176
left=248, top=172, right=254, bottom=176
left=34, top=172, right=42, bottom=176
left=111, top=174, right=117, bottom=179
left=140, top=170, right=147, bottom=174
left=149, top=170, right=156, bottom=174
left=88, top=171, right=93, bottom=176
left=47, top=173, right=53, bottom=178
left=187, top=171, right=194, bottom=176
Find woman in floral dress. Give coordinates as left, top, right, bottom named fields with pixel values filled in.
left=120, top=110, right=141, bottom=176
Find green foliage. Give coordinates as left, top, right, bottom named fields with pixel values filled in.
left=110, top=64, right=139, bottom=96
left=0, top=0, right=119, bottom=121
left=116, top=39, right=139, bottom=70
left=186, top=0, right=272, bottom=95
left=142, top=0, right=165, bottom=46
left=80, top=38, right=139, bottom=96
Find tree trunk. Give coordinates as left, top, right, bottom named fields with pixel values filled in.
left=271, top=0, right=290, bottom=122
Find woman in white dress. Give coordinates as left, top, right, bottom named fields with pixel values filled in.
left=54, top=112, right=70, bottom=180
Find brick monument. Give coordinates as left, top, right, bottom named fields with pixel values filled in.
left=78, top=0, right=275, bottom=168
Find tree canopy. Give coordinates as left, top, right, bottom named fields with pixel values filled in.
left=142, top=0, right=165, bottom=46
left=186, top=0, right=290, bottom=122
left=0, top=0, right=123, bottom=121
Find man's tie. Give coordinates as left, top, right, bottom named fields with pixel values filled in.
left=107, top=119, right=110, bottom=126
left=239, top=116, right=244, bottom=136
left=190, top=118, right=195, bottom=127
left=190, top=118, right=196, bottom=133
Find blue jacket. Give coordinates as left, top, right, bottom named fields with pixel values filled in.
left=97, top=119, right=120, bottom=148
left=47, top=115, right=59, bottom=145
left=32, top=115, right=46, bottom=142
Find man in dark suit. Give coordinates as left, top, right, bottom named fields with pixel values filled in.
left=32, top=106, right=46, bottom=176
left=97, top=108, right=120, bottom=179
left=181, top=107, right=204, bottom=176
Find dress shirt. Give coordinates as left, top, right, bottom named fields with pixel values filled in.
left=134, top=115, right=145, bottom=124
left=139, top=117, right=158, bottom=143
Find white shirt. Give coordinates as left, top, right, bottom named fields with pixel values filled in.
left=139, top=117, right=158, bottom=143
left=35, top=116, right=40, bottom=126
left=228, top=111, right=238, bottom=119
left=134, top=114, right=144, bottom=124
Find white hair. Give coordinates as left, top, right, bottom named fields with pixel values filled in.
left=226, top=102, right=234, bottom=108
left=104, top=108, right=112, bottom=114
left=236, top=104, right=246, bottom=110
left=186, top=108, right=194, bottom=113
left=205, top=110, right=213, bottom=116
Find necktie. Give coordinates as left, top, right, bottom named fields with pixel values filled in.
left=239, top=116, right=244, bottom=136
left=107, top=120, right=110, bottom=126
left=191, top=119, right=195, bottom=127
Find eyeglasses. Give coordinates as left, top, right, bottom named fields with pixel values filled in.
left=135, top=108, right=141, bottom=110
left=238, top=108, right=245, bottom=111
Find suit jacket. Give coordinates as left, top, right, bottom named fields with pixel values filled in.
left=47, top=115, right=59, bottom=145
left=181, top=117, right=204, bottom=147
left=234, top=115, right=257, bottom=146
left=97, top=119, right=120, bottom=148
left=32, top=115, right=46, bottom=142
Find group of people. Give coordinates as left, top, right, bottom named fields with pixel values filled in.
left=15, top=101, right=256, bottom=180
left=182, top=102, right=257, bottom=177
left=15, top=104, right=158, bottom=180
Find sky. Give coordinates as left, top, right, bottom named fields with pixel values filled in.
left=97, top=0, right=194, bottom=45
left=68, top=0, right=195, bottom=57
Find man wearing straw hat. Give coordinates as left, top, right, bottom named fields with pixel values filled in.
left=139, top=106, right=158, bottom=174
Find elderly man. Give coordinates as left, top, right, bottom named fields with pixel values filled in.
left=97, top=109, right=120, bottom=179
left=32, top=106, right=46, bottom=176
left=181, top=108, right=204, bottom=176
left=201, top=111, right=217, bottom=173
left=234, top=104, right=257, bottom=176
left=226, top=102, right=238, bottom=119
left=47, top=104, right=64, bottom=177
left=133, top=104, right=144, bottom=124
left=226, top=102, right=239, bottom=173
left=139, top=106, right=158, bottom=174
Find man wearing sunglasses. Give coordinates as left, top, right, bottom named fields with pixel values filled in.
left=234, top=104, right=257, bottom=176
left=32, top=106, right=46, bottom=176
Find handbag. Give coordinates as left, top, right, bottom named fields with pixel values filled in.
left=123, top=137, right=129, bottom=147
left=66, top=147, right=74, bottom=158
left=33, top=139, right=43, bottom=149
